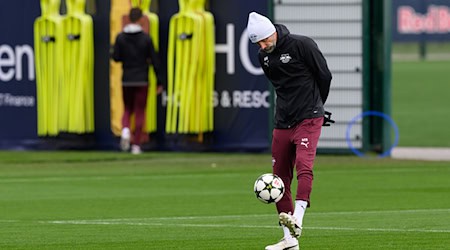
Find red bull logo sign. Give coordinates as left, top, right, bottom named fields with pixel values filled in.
left=398, top=5, right=450, bottom=34
left=393, top=0, right=450, bottom=41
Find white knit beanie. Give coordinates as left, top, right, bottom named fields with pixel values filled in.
left=247, top=12, right=276, bottom=43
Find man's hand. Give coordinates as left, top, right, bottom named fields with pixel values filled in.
left=323, top=111, right=335, bottom=127
left=157, top=84, right=163, bottom=95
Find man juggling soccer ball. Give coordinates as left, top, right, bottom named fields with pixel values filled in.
left=247, top=12, right=333, bottom=250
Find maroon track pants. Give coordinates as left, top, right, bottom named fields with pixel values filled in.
left=272, top=117, right=323, bottom=214
left=122, top=85, right=148, bottom=146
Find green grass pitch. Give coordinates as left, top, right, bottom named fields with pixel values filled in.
left=392, top=60, right=450, bottom=147
left=0, top=151, right=449, bottom=249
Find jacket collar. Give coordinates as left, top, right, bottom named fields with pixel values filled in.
left=274, top=24, right=290, bottom=48
left=123, top=23, right=143, bottom=34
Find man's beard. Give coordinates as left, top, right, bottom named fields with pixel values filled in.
left=263, top=41, right=276, bottom=53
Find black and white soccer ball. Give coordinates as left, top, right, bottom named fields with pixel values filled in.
left=253, top=173, right=285, bottom=204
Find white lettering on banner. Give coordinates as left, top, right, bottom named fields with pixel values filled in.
left=215, top=24, right=264, bottom=75
left=240, top=28, right=264, bottom=75
left=162, top=91, right=270, bottom=109
left=398, top=5, right=450, bottom=34
left=161, top=91, right=168, bottom=107
left=213, top=90, right=270, bottom=108
left=0, top=93, right=35, bottom=107
left=0, top=45, right=15, bottom=81
left=15, top=45, right=35, bottom=81
left=215, top=24, right=235, bottom=74
left=213, top=91, right=218, bottom=107
left=232, top=90, right=269, bottom=108
left=220, top=90, right=232, bottom=108
left=0, top=44, right=35, bottom=82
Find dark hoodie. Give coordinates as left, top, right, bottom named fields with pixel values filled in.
left=112, top=24, right=163, bottom=86
left=258, top=24, right=332, bottom=129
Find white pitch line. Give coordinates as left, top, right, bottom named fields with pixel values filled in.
left=0, top=176, right=111, bottom=183
left=0, top=208, right=445, bottom=226
left=27, top=208, right=450, bottom=225
left=0, top=173, right=241, bottom=183
left=307, top=226, right=450, bottom=233
left=308, top=208, right=450, bottom=216
left=40, top=221, right=450, bottom=234
left=43, top=221, right=276, bottom=229
left=35, top=208, right=450, bottom=223
left=30, top=208, right=450, bottom=234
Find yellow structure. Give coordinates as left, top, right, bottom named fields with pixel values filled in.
left=62, top=0, right=95, bottom=133
left=34, top=0, right=63, bottom=136
left=34, top=0, right=94, bottom=136
left=110, top=0, right=160, bottom=136
left=109, top=0, right=129, bottom=136
left=139, top=0, right=160, bottom=133
left=166, top=0, right=215, bottom=139
left=191, top=0, right=215, bottom=134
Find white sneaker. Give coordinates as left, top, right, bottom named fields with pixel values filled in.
left=265, top=237, right=299, bottom=250
left=279, top=212, right=302, bottom=238
left=120, top=127, right=130, bottom=151
left=131, top=145, right=142, bottom=155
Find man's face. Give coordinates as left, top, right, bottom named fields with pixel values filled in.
left=257, top=32, right=277, bottom=53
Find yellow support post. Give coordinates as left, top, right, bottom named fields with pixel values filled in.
left=165, top=16, right=176, bottom=133
left=63, top=0, right=95, bottom=133
left=166, top=0, right=207, bottom=135
left=191, top=0, right=215, bottom=134
left=34, top=0, right=63, bottom=136
left=109, top=0, right=130, bottom=136
left=140, top=0, right=160, bottom=134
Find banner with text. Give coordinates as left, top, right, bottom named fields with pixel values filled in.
left=0, top=0, right=40, bottom=148
left=210, top=0, right=270, bottom=151
left=158, top=0, right=270, bottom=151
left=393, top=0, right=450, bottom=41
left=1, top=0, right=270, bottom=151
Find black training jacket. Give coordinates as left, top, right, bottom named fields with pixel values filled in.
left=258, top=24, right=332, bottom=129
left=112, top=28, right=163, bottom=86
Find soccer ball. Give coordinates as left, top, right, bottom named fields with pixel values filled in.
left=254, top=173, right=285, bottom=204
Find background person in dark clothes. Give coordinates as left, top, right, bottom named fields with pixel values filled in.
left=112, top=7, right=163, bottom=155
left=247, top=12, right=333, bottom=250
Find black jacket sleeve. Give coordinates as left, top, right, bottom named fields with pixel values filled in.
left=111, top=34, right=122, bottom=62
left=147, top=37, right=165, bottom=87
left=301, top=37, right=332, bottom=104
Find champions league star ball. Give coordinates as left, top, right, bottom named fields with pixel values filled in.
left=253, top=173, right=285, bottom=204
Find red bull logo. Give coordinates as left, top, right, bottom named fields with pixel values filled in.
left=398, top=5, right=450, bottom=34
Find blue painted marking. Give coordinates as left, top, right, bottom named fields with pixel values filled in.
left=346, top=111, right=399, bottom=158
